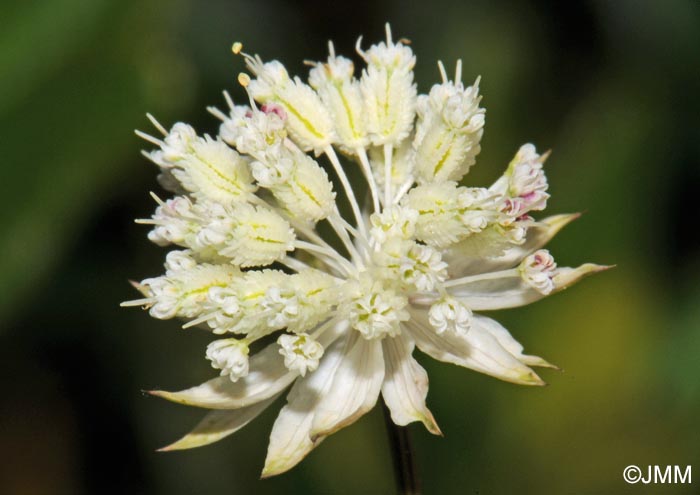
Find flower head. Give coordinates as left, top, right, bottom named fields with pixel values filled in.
left=124, top=24, right=607, bottom=476
left=206, top=338, right=250, bottom=381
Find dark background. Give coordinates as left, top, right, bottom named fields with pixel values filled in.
left=1, top=0, right=698, bottom=494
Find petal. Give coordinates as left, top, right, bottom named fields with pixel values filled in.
left=444, top=213, right=581, bottom=277
left=261, top=400, right=322, bottom=478
left=407, top=310, right=544, bottom=386
left=310, top=333, right=385, bottom=439
left=149, top=319, right=345, bottom=409
left=472, top=315, right=557, bottom=369
left=158, top=394, right=279, bottom=451
left=448, top=263, right=611, bottom=311
left=261, top=328, right=350, bottom=478
left=149, top=341, right=296, bottom=409
left=381, top=334, right=442, bottom=435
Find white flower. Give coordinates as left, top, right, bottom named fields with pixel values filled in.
left=403, top=181, right=498, bottom=247
left=519, top=249, right=558, bottom=294
left=414, top=63, right=484, bottom=183
left=369, top=205, right=418, bottom=244
left=491, top=143, right=550, bottom=217
left=357, top=24, right=417, bottom=146
left=124, top=24, right=607, bottom=476
left=428, top=296, right=472, bottom=335
left=308, top=43, right=368, bottom=153
left=141, top=123, right=257, bottom=203
left=277, top=333, right=324, bottom=376
left=345, top=277, right=410, bottom=340
left=244, top=57, right=335, bottom=154
left=206, top=338, right=250, bottom=382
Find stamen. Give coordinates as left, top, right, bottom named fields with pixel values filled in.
left=182, top=312, right=218, bottom=329
left=146, top=113, right=169, bottom=136
left=223, top=90, right=235, bottom=110
left=437, top=61, right=448, bottom=84
left=135, top=130, right=164, bottom=147
left=149, top=191, right=165, bottom=205
left=207, top=105, right=228, bottom=121
left=355, top=36, right=366, bottom=60
left=120, top=298, right=153, bottom=307
left=134, top=218, right=159, bottom=225
left=238, top=73, right=251, bottom=87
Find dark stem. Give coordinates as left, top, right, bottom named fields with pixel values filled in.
left=381, top=399, right=421, bottom=495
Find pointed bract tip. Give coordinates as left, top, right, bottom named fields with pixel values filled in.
left=423, top=416, right=443, bottom=437
left=156, top=441, right=183, bottom=452
left=545, top=362, right=562, bottom=372
left=553, top=263, right=614, bottom=291
left=524, top=356, right=560, bottom=370
left=260, top=463, right=288, bottom=479
left=523, top=371, right=546, bottom=386
left=543, top=212, right=583, bottom=232
left=597, top=264, right=616, bottom=271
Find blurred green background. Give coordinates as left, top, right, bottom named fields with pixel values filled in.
left=1, top=0, right=698, bottom=494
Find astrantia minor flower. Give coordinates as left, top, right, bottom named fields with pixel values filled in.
left=123, top=24, right=607, bottom=477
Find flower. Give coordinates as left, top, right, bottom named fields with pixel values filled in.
left=123, top=23, right=608, bottom=477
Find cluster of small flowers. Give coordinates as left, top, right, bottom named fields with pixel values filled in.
left=124, top=24, right=604, bottom=476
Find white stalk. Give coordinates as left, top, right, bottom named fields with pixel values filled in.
left=324, top=146, right=368, bottom=238
left=442, top=268, right=520, bottom=288
left=279, top=256, right=313, bottom=273
left=392, top=175, right=415, bottom=205
left=294, top=240, right=355, bottom=276
left=328, top=213, right=365, bottom=269
left=355, top=146, right=381, bottom=213
left=383, top=143, right=393, bottom=207
left=333, top=213, right=370, bottom=257
left=293, top=218, right=363, bottom=274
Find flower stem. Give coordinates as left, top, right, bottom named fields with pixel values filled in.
left=382, top=400, right=421, bottom=495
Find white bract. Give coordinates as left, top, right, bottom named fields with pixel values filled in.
left=124, top=24, right=606, bottom=477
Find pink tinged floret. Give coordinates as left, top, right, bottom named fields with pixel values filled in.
left=261, top=103, right=288, bottom=120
